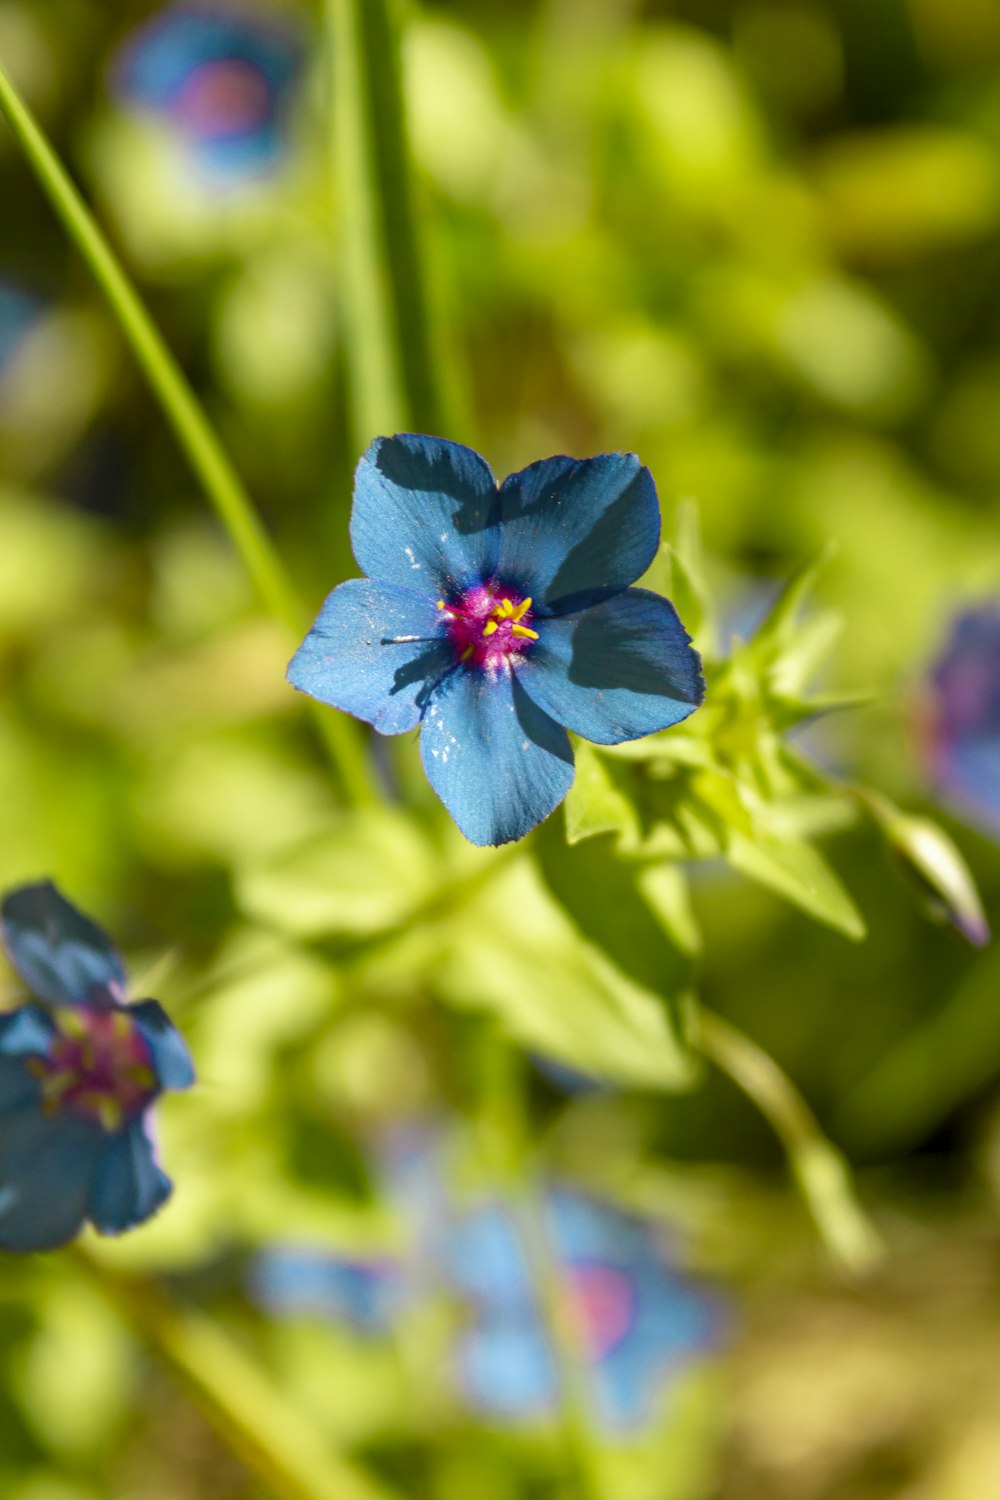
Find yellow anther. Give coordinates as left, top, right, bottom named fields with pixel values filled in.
left=511, top=624, right=539, bottom=640
left=512, top=597, right=532, bottom=621
left=483, top=619, right=499, bottom=637
left=436, top=600, right=446, bottom=609
left=460, top=646, right=474, bottom=661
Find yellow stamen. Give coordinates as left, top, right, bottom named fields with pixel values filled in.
left=512, top=597, right=532, bottom=621
left=460, top=646, right=474, bottom=661
left=511, top=624, right=539, bottom=640
left=483, top=619, right=499, bottom=637
left=436, top=600, right=446, bottom=609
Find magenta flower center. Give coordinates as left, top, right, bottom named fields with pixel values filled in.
left=176, top=60, right=271, bottom=139
left=28, top=1008, right=157, bottom=1132
left=437, top=584, right=539, bottom=671
left=565, top=1263, right=636, bottom=1360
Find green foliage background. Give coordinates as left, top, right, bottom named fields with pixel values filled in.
left=1, top=0, right=999, bottom=1497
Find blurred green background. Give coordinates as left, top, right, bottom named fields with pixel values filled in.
left=1, top=0, right=999, bottom=1496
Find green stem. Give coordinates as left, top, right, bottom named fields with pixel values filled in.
left=327, top=0, right=443, bottom=444
left=698, top=1008, right=882, bottom=1275
left=74, top=1250, right=399, bottom=1500
left=475, top=1036, right=605, bottom=1500
left=0, top=56, right=376, bottom=807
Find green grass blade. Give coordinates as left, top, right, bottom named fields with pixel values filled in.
left=0, top=56, right=376, bottom=806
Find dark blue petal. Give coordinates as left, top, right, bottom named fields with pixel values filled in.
left=0, top=882, right=127, bottom=1008
left=249, top=1249, right=400, bottom=1331
left=351, top=435, right=501, bottom=595
left=131, top=1000, right=195, bottom=1093
left=0, top=1005, right=54, bottom=1060
left=0, top=1007, right=52, bottom=1117
left=457, top=1316, right=559, bottom=1417
left=87, top=1119, right=172, bottom=1236
left=288, top=578, right=453, bottom=735
left=420, top=665, right=574, bottom=846
left=949, top=735, right=1000, bottom=834
left=519, top=589, right=704, bottom=745
left=497, top=454, right=660, bottom=614
left=0, top=1106, right=103, bottom=1252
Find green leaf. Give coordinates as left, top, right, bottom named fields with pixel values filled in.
left=236, top=809, right=437, bottom=938
left=747, top=542, right=837, bottom=664
left=435, top=857, right=698, bottom=1090
left=726, top=828, right=866, bottom=939
left=563, top=741, right=639, bottom=847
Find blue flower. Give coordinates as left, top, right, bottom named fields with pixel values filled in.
left=447, top=1191, right=720, bottom=1429
left=0, top=882, right=194, bottom=1253
left=288, top=434, right=705, bottom=845
left=114, top=3, right=301, bottom=181
left=924, top=603, right=1000, bottom=841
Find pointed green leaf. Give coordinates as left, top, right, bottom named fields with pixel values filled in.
left=726, top=829, right=866, bottom=939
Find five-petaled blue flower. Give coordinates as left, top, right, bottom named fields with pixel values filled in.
left=0, top=882, right=194, bottom=1253
left=288, top=434, right=705, bottom=845
left=924, top=603, right=1000, bottom=842
left=114, top=2, right=301, bottom=181
left=448, top=1190, right=720, bottom=1429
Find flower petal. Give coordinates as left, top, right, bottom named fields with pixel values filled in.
left=249, top=1248, right=400, bottom=1330
left=0, top=882, right=127, bottom=1008
left=0, top=1106, right=103, bottom=1252
left=0, top=1006, right=52, bottom=1116
left=497, top=453, right=660, bottom=614
left=351, top=434, right=501, bottom=594
left=131, top=1000, right=196, bottom=1092
left=87, top=1118, right=172, bottom=1235
left=288, top=578, right=453, bottom=735
left=519, top=589, right=704, bottom=745
left=420, top=664, right=574, bottom=846
left=457, top=1316, right=559, bottom=1416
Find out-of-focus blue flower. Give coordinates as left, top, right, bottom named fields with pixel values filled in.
left=924, top=604, right=1000, bottom=841
left=113, top=3, right=301, bottom=181
left=447, top=1191, right=719, bottom=1429
left=249, top=1176, right=720, bottom=1432
left=0, top=285, right=40, bottom=378
left=249, top=1247, right=402, bottom=1331
left=0, top=882, right=194, bottom=1253
left=288, top=434, right=705, bottom=845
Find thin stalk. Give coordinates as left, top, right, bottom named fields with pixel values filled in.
left=327, top=0, right=443, bottom=443
left=0, top=56, right=376, bottom=807
left=475, top=1036, right=605, bottom=1500
left=698, top=1008, right=882, bottom=1275
left=74, top=1249, right=399, bottom=1500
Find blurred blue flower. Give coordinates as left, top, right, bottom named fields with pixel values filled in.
left=0, top=881, right=194, bottom=1253
left=0, top=285, right=40, bottom=377
left=924, top=604, right=1000, bottom=840
left=114, top=3, right=301, bottom=181
left=249, top=1182, right=719, bottom=1432
left=288, top=434, right=705, bottom=845
left=448, top=1190, right=720, bottom=1429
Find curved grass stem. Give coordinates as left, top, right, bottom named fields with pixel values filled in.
left=74, top=1249, right=399, bottom=1500
left=698, top=1008, right=883, bottom=1275
left=0, top=56, right=376, bottom=806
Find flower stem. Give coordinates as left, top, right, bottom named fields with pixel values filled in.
left=326, top=0, right=444, bottom=446
left=0, top=55, right=376, bottom=807
left=697, top=1008, right=883, bottom=1275
left=475, top=1034, right=606, bottom=1500
left=74, top=1249, right=399, bottom=1500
